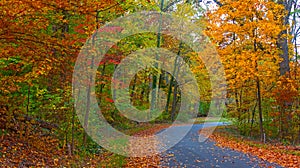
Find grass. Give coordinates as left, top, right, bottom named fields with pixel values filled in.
left=96, top=154, right=126, bottom=167
left=193, top=117, right=230, bottom=124
left=122, top=123, right=154, bottom=135
left=213, top=125, right=300, bottom=157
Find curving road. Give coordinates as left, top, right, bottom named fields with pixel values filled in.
left=158, top=123, right=281, bottom=168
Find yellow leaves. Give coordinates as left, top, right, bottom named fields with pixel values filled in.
left=206, top=0, right=284, bottom=93
left=173, top=3, right=196, bottom=19
left=53, top=158, right=59, bottom=166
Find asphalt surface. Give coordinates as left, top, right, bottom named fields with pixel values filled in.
left=158, top=122, right=282, bottom=168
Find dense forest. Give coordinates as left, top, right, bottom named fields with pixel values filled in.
left=0, top=0, right=299, bottom=167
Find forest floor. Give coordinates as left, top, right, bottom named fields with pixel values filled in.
left=1, top=119, right=299, bottom=167
left=199, top=125, right=300, bottom=168
left=0, top=123, right=170, bottom=167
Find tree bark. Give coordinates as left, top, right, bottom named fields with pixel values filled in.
left=277, top=0, right=293, bottom=76
left=165, top=42, right=183, bottom=114
left=257, top=78, right=264, bottom=142
left=83, top=10, right=100, bottom=146
left=171, top=85, right=178, bottom=122
left=151, top=0, right=164, bottom=115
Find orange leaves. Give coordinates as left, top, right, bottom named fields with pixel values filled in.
left=0, top=129, right=64, bottom=167
left=199, top=126, right=300, bottom=168
left=205, top=0, right=287, bottom=125
left=273, top=76, right=299, bottom=106
left=125, top=124, right=170, bottom=167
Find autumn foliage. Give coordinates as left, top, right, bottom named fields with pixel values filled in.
left=0, top=0, right=299, bottom=167
left=205, top=0, right=300, bottom=144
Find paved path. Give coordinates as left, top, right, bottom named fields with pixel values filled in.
left=159, top=123, right=281, bottom=168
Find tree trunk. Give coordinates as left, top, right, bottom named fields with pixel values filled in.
left=26, top=84, right=30, bottom=115
left=256, top=78, right=264, bottom=142
left=277, top=0, right=293, bottom=76
left=83, top=10, right=100, bottom=146
left=98, top=63, right=106, bottom=103
left=150, top=0, right=165, bottom=115
left=83, top=75, right=92, bottom=146
left=165, top=42, right=183, bottom=114
left=171, top=85, right=178, bottom=122
left=250, top=101, right=257, bottom=137
left=71, top=87, right=78, bottom=155
left=130, top=75, right=137, bottom=100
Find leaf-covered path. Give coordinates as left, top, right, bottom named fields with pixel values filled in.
left=159, top=123, right=281, bottom=168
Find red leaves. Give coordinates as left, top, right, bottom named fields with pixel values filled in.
left=273, top=77, right=299, bottom=107
left=106, top=97, right=114, bottom=103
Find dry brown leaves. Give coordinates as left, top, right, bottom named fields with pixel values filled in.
left=125, top=124, right=171, bottom=168
left=0, top=131, right=124, bottom=167
left=0, top=131, right=65, bottom=167
left=0, top=123, right=172, bottom=167
left=199, top=126, right=300, bottom=168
